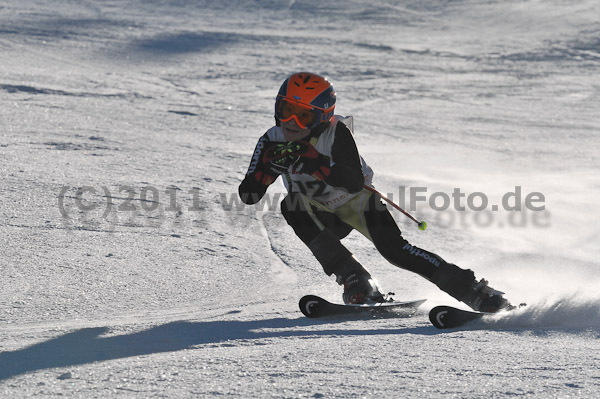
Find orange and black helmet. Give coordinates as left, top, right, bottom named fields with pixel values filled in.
left=275, top=72, right=336, bottom=130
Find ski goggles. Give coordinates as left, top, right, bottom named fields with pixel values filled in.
left=276, top=98, right=320, bottom=130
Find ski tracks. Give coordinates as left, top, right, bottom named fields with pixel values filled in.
left=255, top=210, right=298, bottom=285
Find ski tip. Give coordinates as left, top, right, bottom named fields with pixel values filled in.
left=429, top=306, right=452, bottom=328
left=410, top=299, right=427, bottom=308
left=299, top=295, right=326, bottom=318
left=428, top=305, right=485, bottom=329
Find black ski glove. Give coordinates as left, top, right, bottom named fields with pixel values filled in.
left=262, top=142, right=302, bottom=175
left=292, top=142, right=331, bottom=180
left=263, top=141, right=331, bottom=180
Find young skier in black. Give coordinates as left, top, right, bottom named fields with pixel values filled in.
left=238, top=72, right=512, bottom=312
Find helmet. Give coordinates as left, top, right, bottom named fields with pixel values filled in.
left=275, top=72, right=336, bottom=130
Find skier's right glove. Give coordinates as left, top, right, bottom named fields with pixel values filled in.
left=262, top=142, right=302, bottom=176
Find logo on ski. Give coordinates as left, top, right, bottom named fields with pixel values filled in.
left=435, top=310, right=449, bottom=328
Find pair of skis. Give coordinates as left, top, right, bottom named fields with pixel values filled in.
left=299, top=295, right=493, bottom=329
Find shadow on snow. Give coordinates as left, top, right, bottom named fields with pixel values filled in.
left=0, top=317, right=438, bottom=380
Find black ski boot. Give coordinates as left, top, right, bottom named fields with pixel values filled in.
left=307, top=229, right=385, bottom=305
left=463, top=279, right=514, bottom=313
left=429, top=263, right=513, bottom=313
left=337, top=269, right=385, bottom=305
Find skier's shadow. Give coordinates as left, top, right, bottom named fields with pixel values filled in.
left=0, top=316, right=436, bottom=380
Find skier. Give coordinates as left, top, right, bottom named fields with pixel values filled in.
left=238, top=72, right=513, bottom=312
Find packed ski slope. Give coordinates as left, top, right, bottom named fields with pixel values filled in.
left=1, top=0, right=599, bottom=397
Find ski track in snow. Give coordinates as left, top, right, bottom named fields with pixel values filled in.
left=256, top=209, right=298, bottom=284
left=1, top=0, right=600, bottom=397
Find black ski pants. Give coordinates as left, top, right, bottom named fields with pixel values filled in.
left=280, top=190, right=475, bottom=300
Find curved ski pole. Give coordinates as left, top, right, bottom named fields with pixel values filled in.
left=364, top=185, right=427, bottom=231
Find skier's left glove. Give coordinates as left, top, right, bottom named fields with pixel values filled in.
left=291, top=141, right=331, bottom=181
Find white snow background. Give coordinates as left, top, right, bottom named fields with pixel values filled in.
left=1, top=0, right=599, bottom=397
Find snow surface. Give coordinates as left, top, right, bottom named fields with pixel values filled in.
left=1, top=0, right=599, bottom=397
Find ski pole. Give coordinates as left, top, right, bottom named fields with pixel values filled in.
left=363, top=185, right=427, bottom=231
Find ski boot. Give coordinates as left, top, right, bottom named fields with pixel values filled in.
left=463, top=279, right=514, bottom=313
left=337, top=269, right=385, bottom=305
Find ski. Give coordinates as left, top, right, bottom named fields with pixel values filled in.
left=428, top=305, right=487, bottom=329
left=299, top=295, right=426, bottom=319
